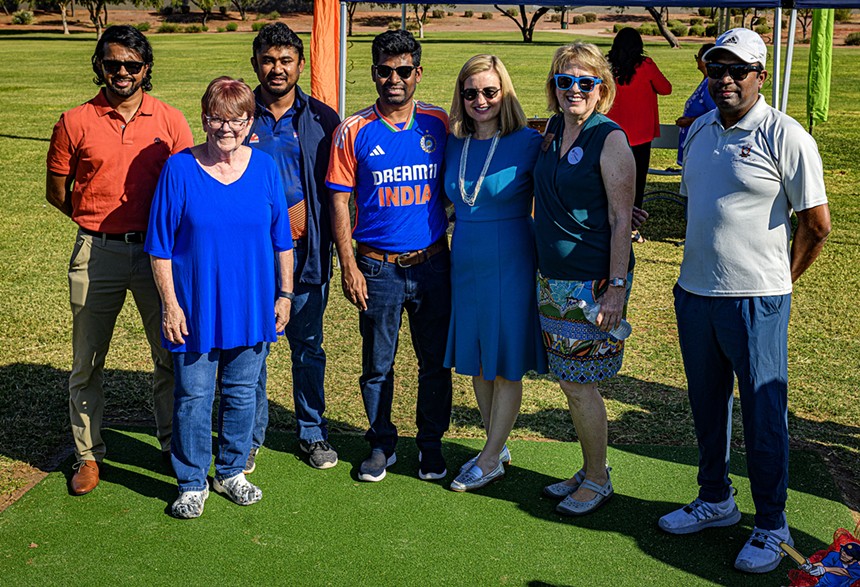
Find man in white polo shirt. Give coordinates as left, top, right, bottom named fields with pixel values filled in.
left=657, top=28, right=831, bottom=574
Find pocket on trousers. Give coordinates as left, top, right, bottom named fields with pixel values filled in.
left=357, top=255, right=384, bottom=278
left=69, top=233, right=91, bottom=271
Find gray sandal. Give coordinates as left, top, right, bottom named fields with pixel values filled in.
left=555, top=475, right=614, bottom=516
left=543, top=469, right=586, bottom=499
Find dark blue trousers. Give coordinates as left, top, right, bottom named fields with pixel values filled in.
left=357, top=250, right=453, bottom=456
left=674, top=284, right=791, bottom=530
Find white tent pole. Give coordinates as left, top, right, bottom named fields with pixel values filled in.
left=402, top=4, right=407, bottom=29
left=339, top=1, right=347, bottom=120
left=773, top=7, right=782, bottom=109
left=781, top=9, right=798, bottom=113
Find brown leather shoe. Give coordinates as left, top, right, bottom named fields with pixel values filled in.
left=70, top=460, right=100, bottom=495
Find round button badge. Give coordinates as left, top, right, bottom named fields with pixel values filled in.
left=567, top=146, right=584, bottom=165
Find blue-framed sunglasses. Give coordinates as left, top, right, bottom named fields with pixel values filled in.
left=554, top=74, right=602, bottom=93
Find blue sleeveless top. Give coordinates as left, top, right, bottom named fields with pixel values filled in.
left=534, top=112, right=635, bottom=281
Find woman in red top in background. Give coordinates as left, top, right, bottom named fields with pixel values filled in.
left=607, top=27, right=672, bottom=243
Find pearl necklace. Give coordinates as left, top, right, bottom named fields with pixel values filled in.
left=458, top=130, right=500, bottom=207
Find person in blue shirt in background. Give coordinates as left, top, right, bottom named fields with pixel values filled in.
left=244, top=23, right=341, bottom=473
left=675, top=43, right=716, bottom=165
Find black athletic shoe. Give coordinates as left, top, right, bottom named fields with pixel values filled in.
left=299, top=440, right=338, bottom=470
left=418, top=449, right=447, bottom=481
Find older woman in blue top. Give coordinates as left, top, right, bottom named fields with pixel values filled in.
left=533, top=43, right=635, bottom=516
left=444, top=55, right=547, bottom=492
left=146, top=77, right=293, bottom=519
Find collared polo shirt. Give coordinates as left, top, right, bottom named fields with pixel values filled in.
left=326, top=101, right=449, bottom=251
left=247, top=90, right=306, bottom=239
left=47, top=89, right=193, bottom=233
left=679, top=96, right=827, bottom=296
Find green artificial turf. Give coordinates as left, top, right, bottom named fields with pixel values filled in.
left=0, top=428, right=853, bottom=586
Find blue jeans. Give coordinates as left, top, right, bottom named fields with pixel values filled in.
left=172, top=343, right=266, bottom=492
left=674, top=285, right=791, bottom=530
left=357, top=249, right=453, bottom=456
left=252, top=241, right=330, bottom=448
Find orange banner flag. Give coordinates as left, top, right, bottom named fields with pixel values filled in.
left=311, top=0, right=340, bottom=112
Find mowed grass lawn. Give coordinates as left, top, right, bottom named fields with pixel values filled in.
left=0, top=27, right=857, bottom=521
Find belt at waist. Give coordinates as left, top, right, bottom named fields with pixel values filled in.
left=356, top=238, right=447, bottom=268
left=80, top=227, right=146, bottom=244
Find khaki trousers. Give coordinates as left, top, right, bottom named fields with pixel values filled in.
left=68, top=230, right=173, bottom=461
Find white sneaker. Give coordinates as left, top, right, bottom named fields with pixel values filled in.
left=171, top=487, right=209, bottom=519
left=735, top=525, right=792, bottom=574
left=213, top=473, right=262, bottom=506
left=658, top=495, right=741, bottom=534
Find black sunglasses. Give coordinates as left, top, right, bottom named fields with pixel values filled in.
left=374, top=64, right=417, bottom=80
left=102, top=60, right=146, bottom=75
left=554, top=74, right=602, bottom=93
left=706, top=63, right=762, bottom=81
left=461, top=87, right=501, bottom=102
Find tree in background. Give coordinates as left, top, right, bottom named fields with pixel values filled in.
left=797, top=8, right=814, bottom=40
left=57, top=0, right=70, bottom=33
left=411, top=3, right=453, bottom=39
left=495, top=4, right=551, bottom=43
left=644, top=7, right=680, bottom=48
left=175, top=0, right=215, bottom=26
left=80, top=0, right=107, bottom=37
left=230, top=0, right=256, bottom=21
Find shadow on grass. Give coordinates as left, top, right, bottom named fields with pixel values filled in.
left=2, top=361, right=857, bottom=520
left=0, top=133, right=50, bottom=142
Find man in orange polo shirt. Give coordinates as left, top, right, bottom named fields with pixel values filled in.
left=46, top=25, right=193, bottom=495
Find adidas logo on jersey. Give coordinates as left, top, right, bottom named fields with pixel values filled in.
left=369, top=145, right=386, bottom=156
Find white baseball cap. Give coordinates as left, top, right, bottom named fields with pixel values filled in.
left=703, top=28, right=767, bottom=67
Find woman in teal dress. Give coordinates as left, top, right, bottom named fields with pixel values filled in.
left=533, top=43, right=636, bottom=516
left=444, top=54, right=547, bottom=492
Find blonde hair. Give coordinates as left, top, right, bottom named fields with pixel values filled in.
left=545, top=43, right=616, bottom=115
left=449, top=54, right=527, bottom=139
left=201, top=76, right=255, bottom=119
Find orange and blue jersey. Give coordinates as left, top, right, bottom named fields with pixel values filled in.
left=326, top=101, right=448, bottom=251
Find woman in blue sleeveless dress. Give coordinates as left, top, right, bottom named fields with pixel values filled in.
left=443, top=55, right=547, bottom=492
left=533, top=43, right=636, bottom=516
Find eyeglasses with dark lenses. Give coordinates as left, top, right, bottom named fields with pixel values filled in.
left=461, top=87, right=501, bottom=102
left=102, top=60, right=146, bottom=75
left=554, top=74, right=602, bottom=93
left=374, top=65, right=417, bottom=80
left=705, top=63, right=763, bottom=81
left=204, top=116, right=250, bottom=131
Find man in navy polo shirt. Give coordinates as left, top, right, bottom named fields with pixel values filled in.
left=244, top=23, right=341, bottom=471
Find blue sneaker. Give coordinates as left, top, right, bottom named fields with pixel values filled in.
left=358, top=449, right=396, bottom=482
left=734, top=525, right=792, bottom=573
left=658, top=495, right=741, bottom=535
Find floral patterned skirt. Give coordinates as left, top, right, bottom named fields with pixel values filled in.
left=537, top=272, right=633, bottom=383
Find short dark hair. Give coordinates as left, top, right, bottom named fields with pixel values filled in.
left=252, top=22, right=304, bottom=61
left=371, top=29, right=421, bottom=67
left=92, top=25, right=154, bottom=92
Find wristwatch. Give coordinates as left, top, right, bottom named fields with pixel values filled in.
left=608, top=278, right=626, bottom=288
left=278, top=291, right=295, bottom=301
